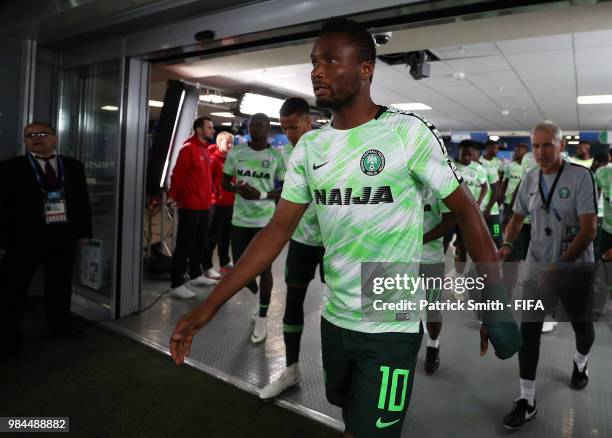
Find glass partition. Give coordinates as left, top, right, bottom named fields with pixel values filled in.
left=57, top=59, right=122, bottom=314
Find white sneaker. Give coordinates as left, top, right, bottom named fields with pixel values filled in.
left=542, top=321, right=557, bottom=333
left=190, top=275, right=218, bottom=286
left=205, top=268, right=222, bottom=279
left=260, top=364, right=301, bottom=399
left=251, top=302, right=260, bottom=320
left=170, top=285, right=196, bottom=299
left=252, top=316, right=267, bottom=343
left=220, top=263, right=234, bottom=273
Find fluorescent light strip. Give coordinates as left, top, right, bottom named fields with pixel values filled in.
left=210, top=112, right=235, bottom=118
left=221, top=122, right=232, bottom=126
left=391, top=103, right=432, bottom=111
left=200, top=95, right=237, bottom=104
left=149, top=100, right=163, bottom=108
left=101, top=105, right=119, bottom=111
left=577, top=95, right=612, bottom=105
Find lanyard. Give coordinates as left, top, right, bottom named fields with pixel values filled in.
left=538, top=161, right=564, bottom=221
left=27, top=152, right=64, bottom=188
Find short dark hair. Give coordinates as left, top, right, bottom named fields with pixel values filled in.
left=578, top=140, right=591, bottom=146
left=459, top=139, right=478, bottom=150
left=320, top=17, right=376, bottom=64
left=193, top=116, right=212, bottom=131
left=485, top=139, right=499, bottom=147
left=594, top=152, right=608, bottom=163
left=250, top=113, right=270, bottom=125
left=25, top=121, right=55, bottom=134
left=280, top=97, right=310, bottom=118
left=516, top=143, right=529, bottom=151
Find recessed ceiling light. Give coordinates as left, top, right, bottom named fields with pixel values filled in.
left=391, top=103, right=432, bottom=111
left=568, top=140, right=579, bottom=145
left=221, top=122, right=232, bottom=126
left=565, top=135, right=572, bottom=139
left=577, top=95, right=612, bottom=104
left=489, top=135, right=500, bottom=141
left=148, top=100, right=163, bottom=108
left=200, top=95, right=237, bottom=104
left=101, top=105, right=119, bottom=111
left=210, top=112, right=235, bottom=118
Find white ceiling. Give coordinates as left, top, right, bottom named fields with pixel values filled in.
left=152, top=28, right=612, bottom=133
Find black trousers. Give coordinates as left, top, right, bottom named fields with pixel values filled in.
left=519, top=271, right=596, bottom=381
left=207, top=205, right=233, bottom=267
left=0, top=249, right=76, bottom=339
left=171, top=208, right=212, bottom=288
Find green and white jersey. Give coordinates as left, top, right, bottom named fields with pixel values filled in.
left=282, top=108, right=462, bottom=333
left=224, top=143, right=285, bottom=228
left=455, top=161, right=486, bottom=203
left=520, top=151, right=538, bottom=224
left=480, top=156, right=504, bottom=175
left=521, top=152, right=537, bottom=174
left=504, top=161, right=523, bottom=204
left=282, top=143, right=322, bottom=246
left=595, top=164, right=612, bottom=233
left=570, top=156, right=594, bottom=168
left=422, top=193, right=450, bottom=264
left=477, top=159, right=500, bottom=215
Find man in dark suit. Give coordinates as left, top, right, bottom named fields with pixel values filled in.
left=0, top=122, right=92, bottom=359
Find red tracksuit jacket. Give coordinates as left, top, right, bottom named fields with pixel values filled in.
left=168, top=135, right=213, bottom=210
left=208, top=144, right=235, bottom=207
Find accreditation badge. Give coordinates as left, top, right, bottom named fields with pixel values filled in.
left=43, top=190, right=68, bottom=224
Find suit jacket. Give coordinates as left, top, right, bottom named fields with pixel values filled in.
left=0, top=154, right=92, bottom=253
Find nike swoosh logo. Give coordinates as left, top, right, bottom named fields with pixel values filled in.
left=312, top=161, right=329, bottom=170
left=376, top=418, right=400, bottom=429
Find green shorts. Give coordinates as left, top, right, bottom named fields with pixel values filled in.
left=485, top=214, right=503, bottom=247
left=321, top=317, right=423, bottom=437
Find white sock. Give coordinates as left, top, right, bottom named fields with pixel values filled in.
left=520, top=379, right=536, bottom=406
left=574, top=352, right=588, bottom=372
left=427, top=338, right=440, bottom=348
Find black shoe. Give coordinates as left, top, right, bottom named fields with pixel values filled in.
left=424, top=347, right=440, bottom=375
left=503, top=398, right=537, bottom=430
left=571, top=361, right=589, bottom=390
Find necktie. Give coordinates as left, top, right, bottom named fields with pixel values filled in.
left=37, top=155, right=58, bottom=187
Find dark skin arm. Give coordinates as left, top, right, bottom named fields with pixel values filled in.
left=502, top=181, right=522, bottom=228
left=442, top=184, right=503, bottom=356
left=483, top=181, right=499, bottom=217
left=170, top=199, right=307, bottom=364
left=500, top=177, right=510, bottom=204
left=476, top=183, right=486, bottom=206
left=443, top=184, right=500, bottom=281
left=498, top=212, right=526, bottom=260
left=423, top=212, right=455, bottom=244
left=222, top=173, right=282, bottom=200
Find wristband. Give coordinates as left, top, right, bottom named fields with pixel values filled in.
left=501, top=241, right=513, bottom=250
left=259, top=191, right=268, bottom=200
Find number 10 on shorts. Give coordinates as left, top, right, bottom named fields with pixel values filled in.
left=377, top=366, right=410, bottom=411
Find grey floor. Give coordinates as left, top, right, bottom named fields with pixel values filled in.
left=105, top=246, right=612, bottom=438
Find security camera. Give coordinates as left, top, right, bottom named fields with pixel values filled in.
left=373, top=32, right=392, bottom=46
